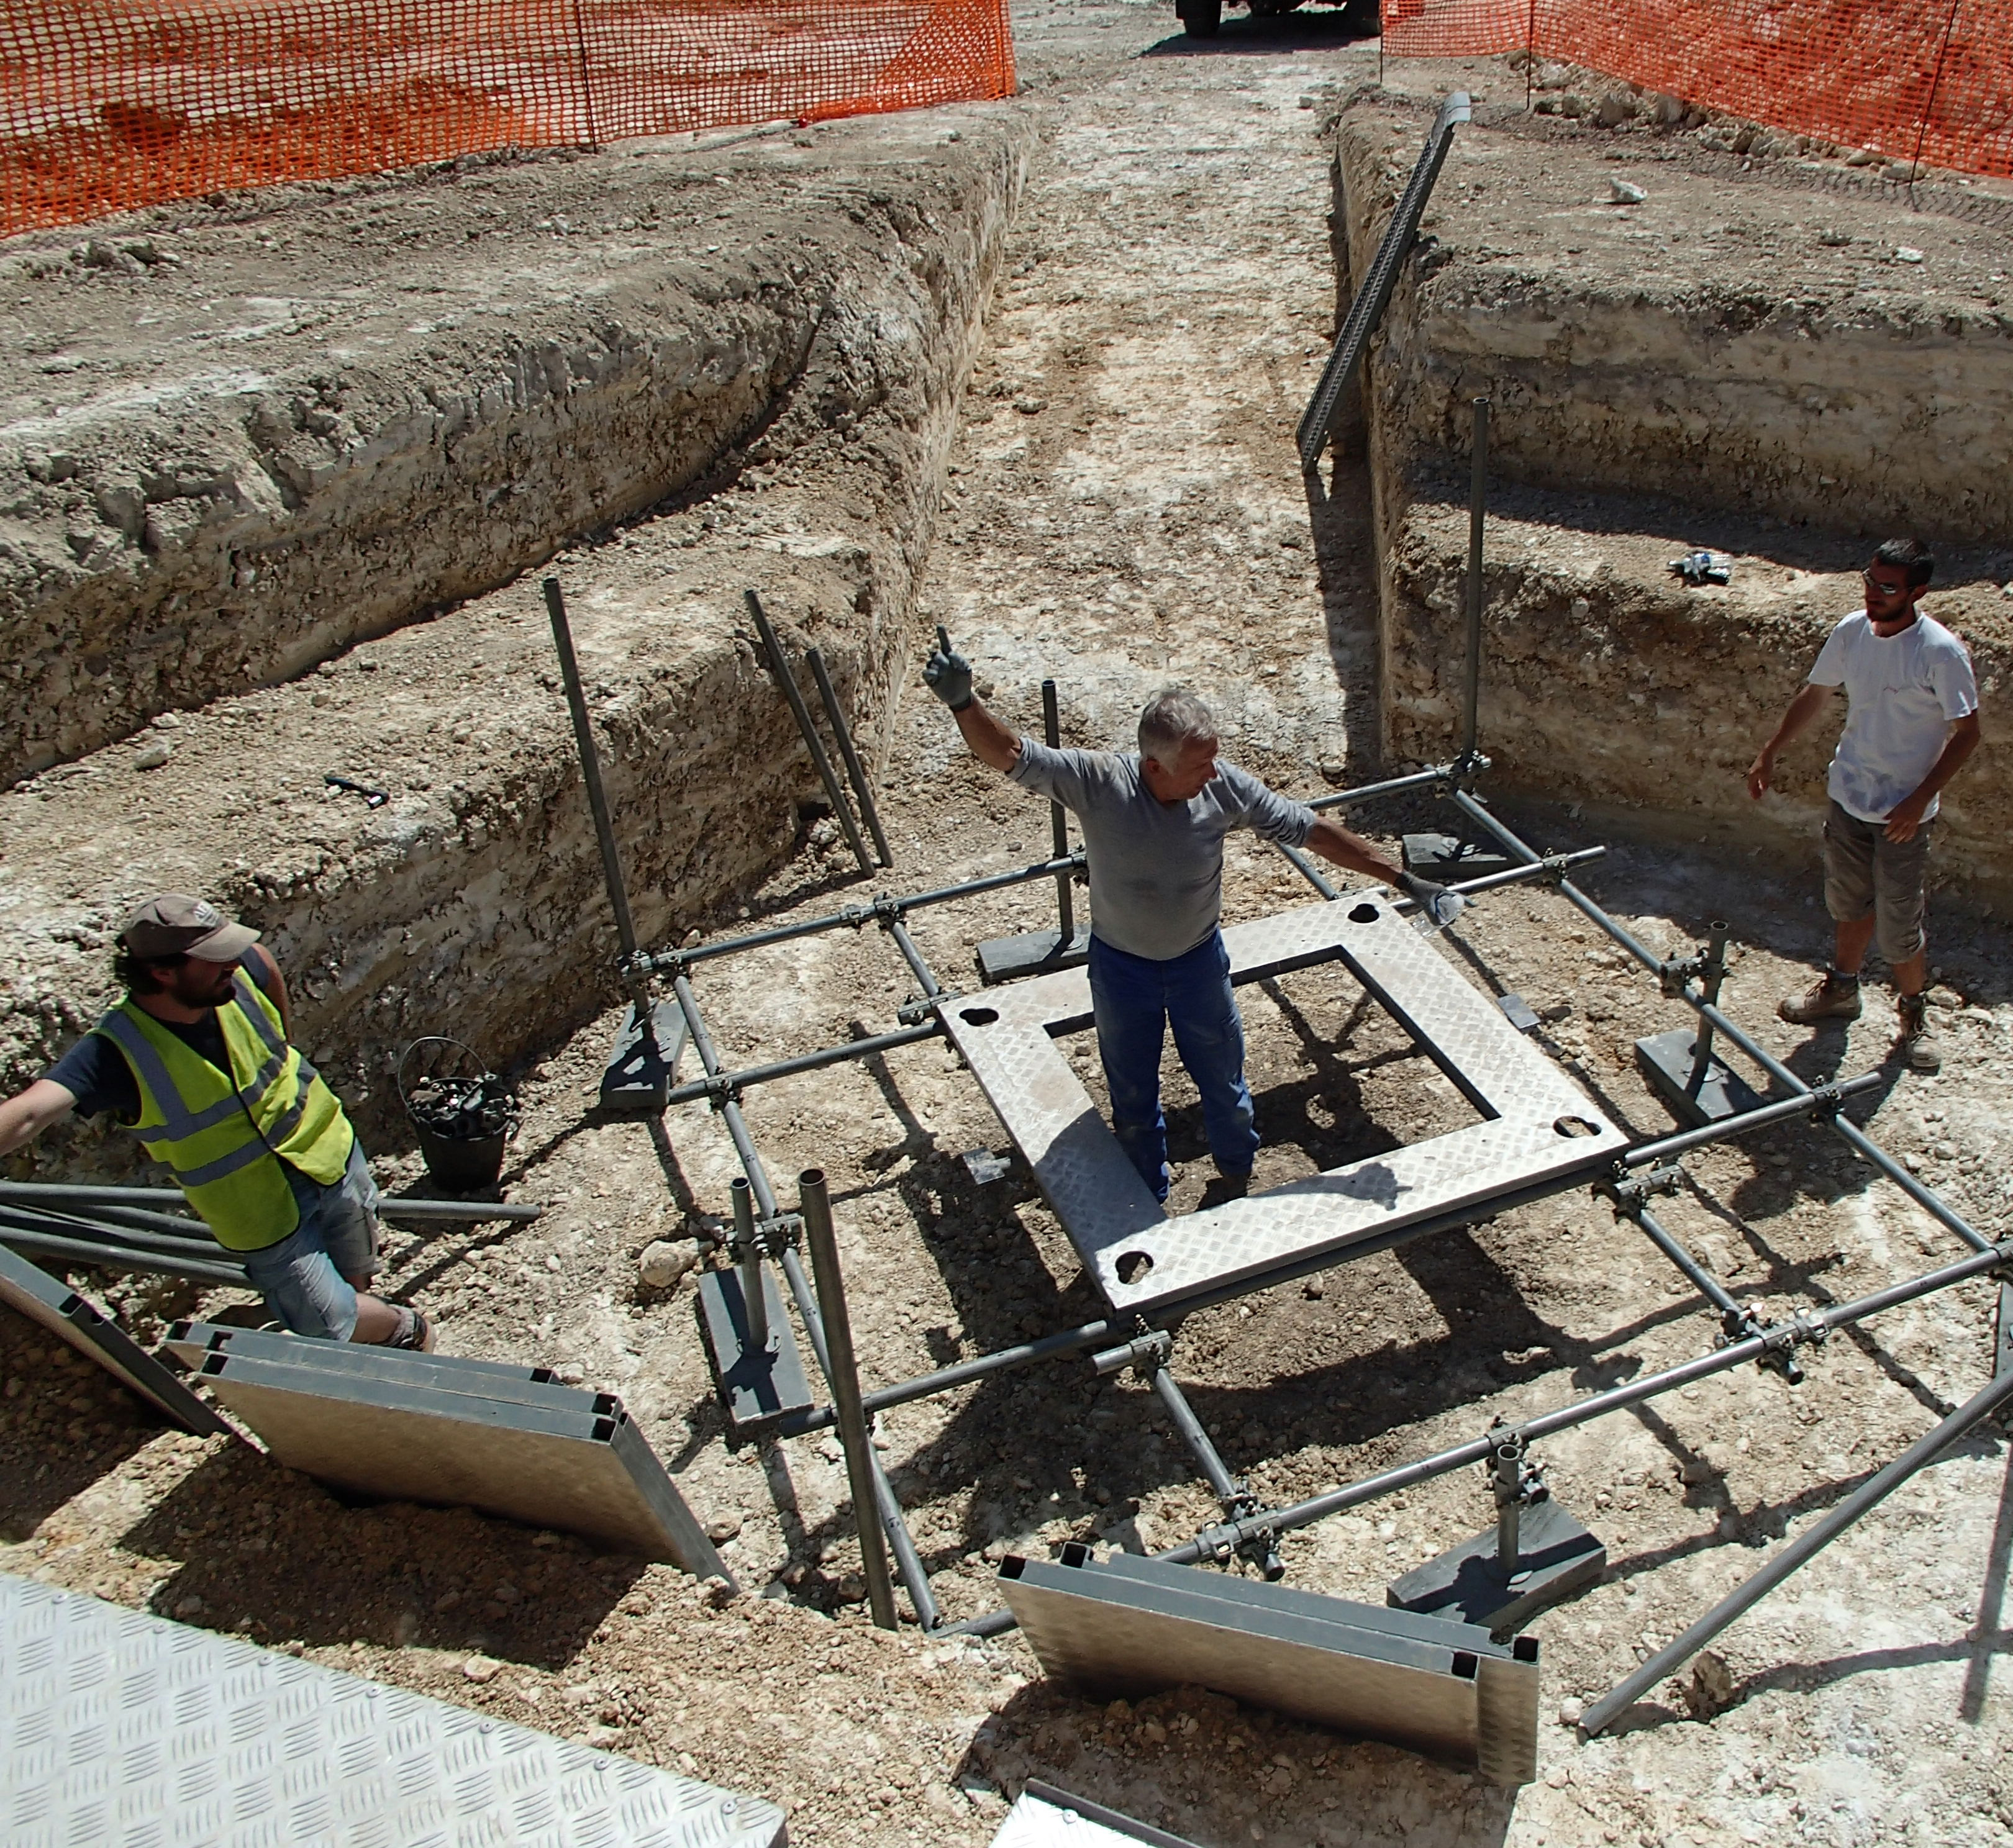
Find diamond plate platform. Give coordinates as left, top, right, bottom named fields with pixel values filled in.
left=991, top=1780, right=1203, bottom=1848
left=997, top=1549, right=1539, bottom=1786
left=0, top=1573, right=784, bottom=1847
left=0, top=1243, right=229, bottom=1437
left=943, top=893, right=1625, bottom=1315
left=193, top=1349, right=730, bottom=1578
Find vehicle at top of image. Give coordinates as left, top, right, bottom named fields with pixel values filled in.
left=1174, top=0, right=1379, bottom=39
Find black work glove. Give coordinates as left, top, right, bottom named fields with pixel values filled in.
left=923, top=626, right=974, bottom=711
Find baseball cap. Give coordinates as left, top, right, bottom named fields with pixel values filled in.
left=120, top=894, right=260, bottom=963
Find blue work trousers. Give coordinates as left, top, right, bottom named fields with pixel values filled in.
left=1088, top=930, right=1257, bottom=1202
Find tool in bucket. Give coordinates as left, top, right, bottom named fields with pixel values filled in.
left=397, top=1037, right=520, bottom=1193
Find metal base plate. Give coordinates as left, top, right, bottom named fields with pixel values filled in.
left=1402, top=833, right=1515, bottom=882
left=697, top=1265, right=816, bottom=1439
left=977, top=925, right=1092, bottom=985
left=0, top=1243, right=229, bottom=1436
left=1996, top=1280, right=2013, bottom=1384
left=1, top=1574, right=784, bottom=1847
left=601, top=999, right=688, bottom=1111
left=999, top=1547, right=1538, bottom=1787
left=1386, top=1498, right=1606, bottom=1636
left=943, top=892, right=1624, bottom=1315
left=1635, top=1027, right=1766, bottom=1128
left=194, top=1350, right=729, bottom=1575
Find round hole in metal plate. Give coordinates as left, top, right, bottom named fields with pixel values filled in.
left=958, top=1006, right=999, bottom=1026
left=1348, top=902, right=1379, bottom=923
left=1115, top=1251, right=1154, bottom=1284
left=1553, top=1115, right=1600, bottom=1138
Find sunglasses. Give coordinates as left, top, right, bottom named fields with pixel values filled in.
left=1861, top=571, right=1911, bottom=596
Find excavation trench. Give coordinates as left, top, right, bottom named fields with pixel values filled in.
left=1333, top=90, right=2013, bottom=916
left=0, top=107, right=1034, bottom=1151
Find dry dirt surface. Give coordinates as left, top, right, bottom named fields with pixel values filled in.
left=6, top=6, right=2013, bottom=1848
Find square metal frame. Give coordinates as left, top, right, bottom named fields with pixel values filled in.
left=943, top=892, right=1626, bottom=1315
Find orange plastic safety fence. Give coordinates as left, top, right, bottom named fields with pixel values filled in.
left=1382, top=0, right=2012, bottom=179
left=0, top=0, right=1015, bottom=237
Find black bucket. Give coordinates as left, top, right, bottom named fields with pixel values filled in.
left=398, top=1037, right=520, bottom=1193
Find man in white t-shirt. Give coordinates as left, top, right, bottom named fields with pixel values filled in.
left=1747, top=538, right=1981, bottom=1071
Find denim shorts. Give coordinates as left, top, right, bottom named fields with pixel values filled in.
left=239, top=1138, right=383, bottom=1342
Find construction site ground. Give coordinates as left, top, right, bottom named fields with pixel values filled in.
left=4, top=3, right=2012, bottom=1846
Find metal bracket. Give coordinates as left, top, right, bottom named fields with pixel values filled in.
left=897, top=990, right=964, bottom=1026
left=1656, top=953, right=1706, bottom=1000
left=1600, top=1162, right=1684, bottom=1206
left=1091, top=1326, right=1174, bottom=1378
left=729, top=1212, right=801, bottom=1261
left=1757, top=1310, right=1830, bottom=1367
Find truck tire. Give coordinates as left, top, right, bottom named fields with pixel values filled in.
left=1179, top=0, right=1222, bottom=37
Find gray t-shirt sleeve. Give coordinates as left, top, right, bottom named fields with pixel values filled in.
left=1008, top=738, right=1111, bottom=810
left=1216, top=762, right=1317, bottom=848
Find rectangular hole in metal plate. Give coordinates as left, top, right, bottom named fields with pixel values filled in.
left=1001, top=1556, right=1028, bottom=1579
left=1452, top=1651, right=1478, bottom=1680
left=1514, top=1635, right=1540, bottom=1663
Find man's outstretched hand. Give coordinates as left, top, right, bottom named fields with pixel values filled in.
left=923, top=625, right=974, bottom=711
left=1398, top=871, right=1466, bottom=931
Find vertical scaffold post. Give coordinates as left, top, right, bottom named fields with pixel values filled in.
left=729, top=1177, right=769, bottom=1357
left=745, top=591, right=874, bottom=879
left=1042, top=679, right=1075, bottom=948
left=805, top=646, right=893, bottom=868
left=1493, top=1431, right=1524, bottom=1577
left=799, top=1168, right=899, bottom=1631
left=1461, top=397, right=1489, bottom=766
left=544, top=578, right=661, bottom=1061
left=1686, top=922, right=1731, bottom=1092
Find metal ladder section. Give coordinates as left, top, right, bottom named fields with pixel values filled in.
left=1294, top=89, right=1470, bottom=474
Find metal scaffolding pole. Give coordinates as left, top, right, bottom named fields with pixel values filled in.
left=799, top=1168, right=899, bottom=1630
left=1461, top=396, right=1489, bottom=766
left=1446, top=787, right=1995, bottom=1257
left=745, top=590, right=874, bottom=880
left=944, top=1239, right=2011, bottom=1637
left=0, top=1180, right=542, bottom=1224
left=635, top=851, right=1084, bottom=974
left=666, top=971, right=942, bottom=1628
left=1583, top=1360, right=2013, bottom=1735
left=804, top=646, right=893, bottom=869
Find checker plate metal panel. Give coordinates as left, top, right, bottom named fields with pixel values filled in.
left=944, top=894, right=1624, bottom=1313
left=0, top=1243, right=229, bottom=1436
left=0, top=1573, right=784, bottom=1847
left=199, top=1352, right=728, bottom=1577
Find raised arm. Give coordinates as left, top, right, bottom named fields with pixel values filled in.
left=924, top=630, right=1022, bottom=774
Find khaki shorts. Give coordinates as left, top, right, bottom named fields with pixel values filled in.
left=1823, top=800, right=1933, bottom=967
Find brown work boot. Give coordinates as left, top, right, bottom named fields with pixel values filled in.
left=1895, top=994, right=1942, bottom=1073
left=1778, top=972, right=1863, bottom=1025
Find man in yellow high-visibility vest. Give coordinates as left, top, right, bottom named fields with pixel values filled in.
left=0, top=895, right=431, bottom=1348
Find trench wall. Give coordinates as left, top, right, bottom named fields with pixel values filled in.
left=1332, top=97, right=2013, bottom=916
left=0, top=107, right=1034, bottom=1166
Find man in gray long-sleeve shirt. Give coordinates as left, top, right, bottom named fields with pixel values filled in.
left=925, top=643, right=1446, bottom=1201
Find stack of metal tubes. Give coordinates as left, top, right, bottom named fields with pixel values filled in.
left=0, top=1180, right=544, bottom=1288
